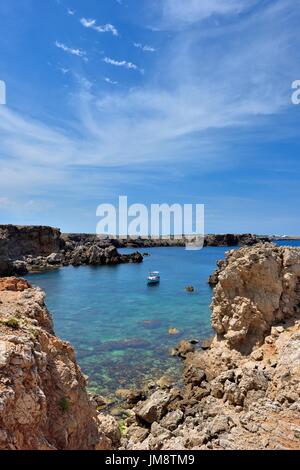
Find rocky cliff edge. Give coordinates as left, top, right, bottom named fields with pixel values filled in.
left=0, top=277, right=120, bottom=450
left=123, top=244, right=300, bottom=450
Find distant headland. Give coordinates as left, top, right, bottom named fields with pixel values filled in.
left=0, top=224, right=299, bottom=278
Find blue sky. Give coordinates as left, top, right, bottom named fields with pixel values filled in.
left=0, top=0, right=300, bottom=234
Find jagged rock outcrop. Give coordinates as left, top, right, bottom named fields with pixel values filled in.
left=205, top=233, right=269, bottom=247
left=0, top=277, right=119, bottom=450
left=211, top=243, right=300, bottom=352
left=0, top=225, right=63, bottom=277
left=63, top=243, right=142, bottom=267
left=113, top=233, right=269, bottom=248
left=0, top=225, right=143, bottom=277
left=123, top=244, right=300, bottom=450
left=0, top=225, right=268, bottom=277
left=0, top=225, right=63, bottom=260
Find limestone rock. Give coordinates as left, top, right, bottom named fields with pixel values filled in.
left=0, top=278, right=112, bottom=450
left=251, top=349, right=264, bottom=361
left=0, top=224, right=143, bottom=276
left=211, top=243, right=300, bottom=352
left=124, top=244, right=300, bottom=451
left=135, top=390, right=172, bottom=424
left=171, top=340, right=195, bottom=359
left=160, top=410, right=184, bottom=431
left=0, top=277, right=30, bottom=292
left=97, top=414, right=121, bottom=449
left=0, top=225, right=63, bottom=259
left=47, top=252, right=63, bottom=265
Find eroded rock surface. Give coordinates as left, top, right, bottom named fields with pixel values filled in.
left=114, top=233, right=269, bottom=248
left=123, top=244, right=300, bottom=450
left=211, top=244, right=300, bottom=352
left=0, top=225, right=143, bottom=277
left=0, top=277, right=118, bottom=450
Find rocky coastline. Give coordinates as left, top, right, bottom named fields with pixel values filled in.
left=65, top=232, right=269, bottom=249
left=0, top=225, right=270, bottom=278
left=121, top=243, right=300, bottom=450
left=1, top=236, right=299, bottom=450
left=0, top=225, right=143, bottom=277
left=0, top=277, right=120, bottom=450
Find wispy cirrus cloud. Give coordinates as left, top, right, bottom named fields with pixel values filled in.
left=80, top=17, right=118, bottom=36
left=134, top=42, right=156, bottom=53
left=103, top=56, right=143, bottom=73
left=3, top=1, right=298, bottom=173
left=1, top=0, right=299, bottom=228
left=160, top=0, right=259, bottom=27
left=104, top=77, right=118, bottom=85
left=59, top=67, right=70, bottom=75
left=55, top=41, right=86, bottom=58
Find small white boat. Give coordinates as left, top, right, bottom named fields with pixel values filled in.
left=147, top=271, right=160, bottom=284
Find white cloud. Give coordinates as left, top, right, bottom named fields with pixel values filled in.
left=104, top=77, right=118, bottom=85
left=103, top=56, right=143, bottom=73
left=0, top=0, right=298, bottom=208
left=67, top=8, right=75, bottom=16
left=160, top=0, right=259, bottom=27
left=59, top=67, right=70, bottom=75
left=134, top=42, right=156, bottom=52
left=0, top=196, right=49, bottom=213
left=55, top=41, right=86, bottom=58
left=103, top=57, right=136, bottom=69
left=80, top=18, right=95, bottom=28
left=80, top=17, right=118, bottom=36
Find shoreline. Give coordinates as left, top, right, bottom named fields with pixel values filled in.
left=1, top=226, right=300, bottom=450
left=0, top=243, right=300, bottom=449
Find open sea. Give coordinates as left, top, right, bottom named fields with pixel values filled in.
left=26, top=241, right=300, bottom=396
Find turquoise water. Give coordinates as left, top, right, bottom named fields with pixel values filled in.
left=26, top=241, right=300, bottom=395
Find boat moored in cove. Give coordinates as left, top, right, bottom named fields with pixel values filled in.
left=147, top=271, right=160, bottom=284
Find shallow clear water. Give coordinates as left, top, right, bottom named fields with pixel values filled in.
left=26, top=241, right=300, bottom=395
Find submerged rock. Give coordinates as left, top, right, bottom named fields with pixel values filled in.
left=168, top=327, right=180, bottom=335
left=98, top=338, right=151, bottom=352
left=142, top=319, right=162, bottom=329
left=185, top=286, right=195, bottom=292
